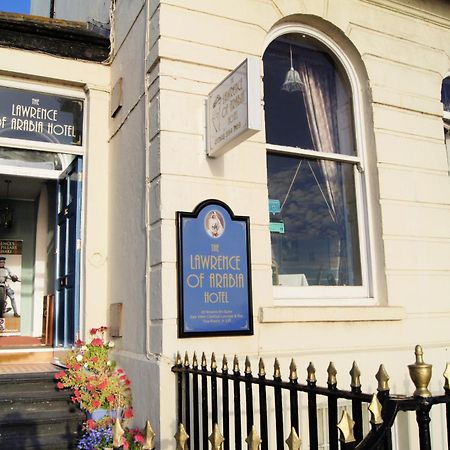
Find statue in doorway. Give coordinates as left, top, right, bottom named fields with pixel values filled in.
left=0, top=256, right=20, bottom=317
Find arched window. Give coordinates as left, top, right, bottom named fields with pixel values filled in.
left=264, top=30, right=370, bottom=300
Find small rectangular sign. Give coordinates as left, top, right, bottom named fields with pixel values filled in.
left=177, top=200, right=253, bottom=337
left=0, top=86, right=83, bottom=146
left=206, top=57, right=261, bottom=157
left=269, top=222, right=285, bottom=234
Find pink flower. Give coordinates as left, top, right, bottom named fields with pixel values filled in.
left=107, top=394, right=115, bottom=403
left=90, top=328, right=98, bottom=335
left=122, top=439, right=129, bottom=450
left=54, top=371, right=66, bottom=380
left=56, top=382, right=64, bottom=389
left=134, top=433, right=145, bottom=444
left=86, top=419, right=96, bottom=429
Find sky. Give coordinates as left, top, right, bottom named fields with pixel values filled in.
left=0, top=0, right=31, bottom=14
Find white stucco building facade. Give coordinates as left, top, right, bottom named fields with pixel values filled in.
left=0, top=0, right=449, bottom=448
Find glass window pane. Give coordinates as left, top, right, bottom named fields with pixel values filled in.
left=263, top=35, right=356, bottom=156
left=268, top=153, right=362, bottom=286
left=442, top=77, right=450, bottom=113
left=0, top=147, right=75, bottom=171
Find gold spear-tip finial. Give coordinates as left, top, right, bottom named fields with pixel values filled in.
left=368, top=393, right=383, bottom=426
left=285, top=427, right=302, bottom=450
left=112, top=419, right=125, bottom=447
left=337, top=411, right=356, bottom=443
left=258, top=358, right=266, bottom=377
left=350, top=361, right=361, bottom=388
left=245, top=356, right=252, bottom=374
left=211, top=352, right=217, bottom=370
left=174, top=423, right=189, bottom=450
left=233, top=355, right=240, bottom=373
left=201, top=352, right=207, bottom=368
left=245, top=425, right=262, bottom=450
left=443, top=363, right=450, bottom=390
left=289, top=359, right=298, bottom=382
left=327, top=362, right=337, bottom=386
left=184, top=352, right=190, bottom=367
left=307, top=362, right=317, bottom=384
left=193, top=352, right=198, bottom=368
left=273, top=358, right=281, bottom=379
left=375, top=364, right=390, bottom=392
left=209, top=424, right=225, bottom=450
left=142, top=420, right=156, bottom=450
left=222, top=355, right=228, bottom=372
left=176, top=351, right=182, bottom=366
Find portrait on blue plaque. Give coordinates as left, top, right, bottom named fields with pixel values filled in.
left=177, top=200, right=253, bottom=337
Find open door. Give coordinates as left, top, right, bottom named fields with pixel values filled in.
left=55, top=157, right=82, bottom=347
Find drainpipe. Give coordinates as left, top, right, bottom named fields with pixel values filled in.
left=49, top=0, right=55, bottom=18
left=144, top=0, right=153, bottom=361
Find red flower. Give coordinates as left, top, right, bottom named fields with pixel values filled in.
left=86, top=419, right=96, bottom=429
left=123, top=408, right=134, bottom=419
left=98, top=380, right=108, bottom=390
left=91, top=400, right=101, bottom=409
left=91, top=338, right=103, bottom=347
left=74, top=339, right=85, bottom=347
left=86, top=383, right=94, bottom=392
left=56, top=382, right=64, bottom=389
left=54, top=371, right=66, bottom=380
left=91, top=356, right=98, bottom=363
left=134, top=433, right=144, bottom=444
left=107, top=394, right=115, bottom=403
left=74, top=390, right=81, bottom=398
left=73, top=363, right=81, bottom=371
left=90, top=328, right=98, bottom=335
left=125, top=379, right=131, bottom=386
left=71, top=396, right=78, bottom=404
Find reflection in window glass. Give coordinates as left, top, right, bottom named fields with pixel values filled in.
left=268, top=153, right=362, bottom=286
left=0, top=0, right=30, bottom=14
left=264, top=34, right=355, bottom=156
left=0, top=147, right=75, bottom=171
left=442, top=77, right=450, bottom=113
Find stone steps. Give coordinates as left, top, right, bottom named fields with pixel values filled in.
left=0, top=370, right=85, bottom=450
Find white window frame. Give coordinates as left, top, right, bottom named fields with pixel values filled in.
left=264, top=24, right=375, bottom=306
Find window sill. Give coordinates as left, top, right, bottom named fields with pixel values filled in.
left=259, top=306, right=405, bottom=323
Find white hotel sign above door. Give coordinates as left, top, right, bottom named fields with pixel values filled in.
left=206, top=57, right=261, bottom=157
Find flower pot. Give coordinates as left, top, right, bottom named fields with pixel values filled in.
left=86, top=408, right=122, bottom=421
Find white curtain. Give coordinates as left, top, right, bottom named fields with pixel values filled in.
left=298, top=60, right=349, bottom=285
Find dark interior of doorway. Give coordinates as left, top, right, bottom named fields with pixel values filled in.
left=0, top=174, right=56, bottom=348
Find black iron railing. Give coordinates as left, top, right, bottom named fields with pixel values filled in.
left=172, top=346, right=450, bottom=450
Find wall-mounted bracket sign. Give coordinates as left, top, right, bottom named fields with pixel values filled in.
left=206, top=57, right=261, bottom=158
left=0, top=86, right=83, bottom=146
left=177, top=200, right=253, bottom=337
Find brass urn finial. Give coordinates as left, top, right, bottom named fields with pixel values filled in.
left=408, top=345, right=432, bottom=397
